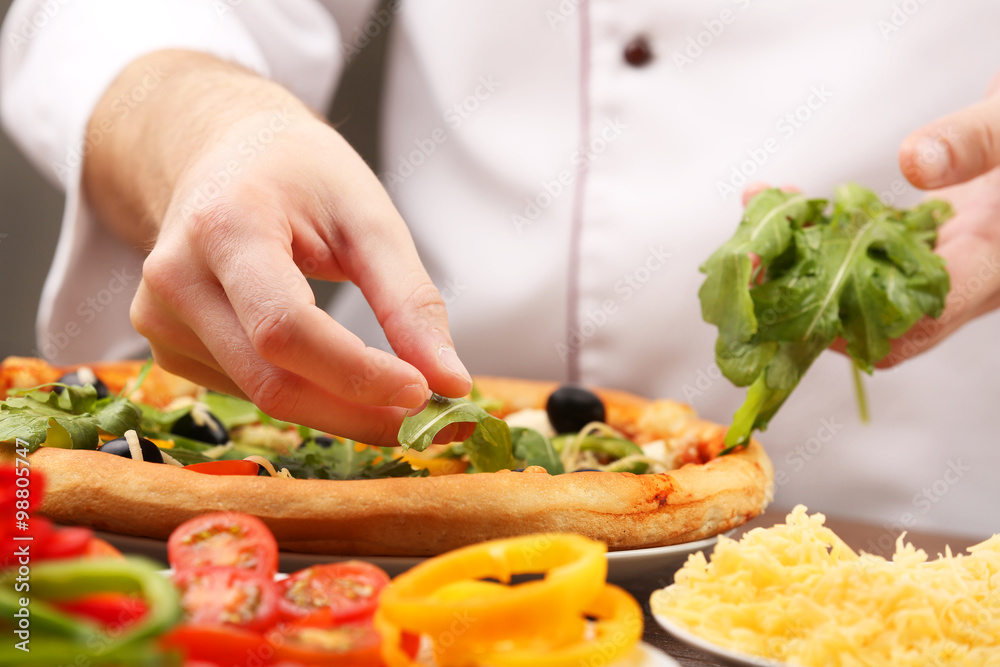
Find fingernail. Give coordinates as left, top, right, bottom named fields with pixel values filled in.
left=910, top=136, right=951, bottom=188
left=438, top=344, right=472, bottom=384
left=389, top=383, right=430, bottom=409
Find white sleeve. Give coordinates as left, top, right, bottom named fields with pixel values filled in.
left=0, top=0, right=341, bottom=363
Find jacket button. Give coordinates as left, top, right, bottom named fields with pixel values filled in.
left=623, top=35, right=653, bottom=67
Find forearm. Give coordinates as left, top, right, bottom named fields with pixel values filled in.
left=82, top=49, right=309, bottom=249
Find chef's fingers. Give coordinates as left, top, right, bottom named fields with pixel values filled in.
left=193, top=217, right=432, bottom=412
left=146, top=343, right=247, bottom=399
left=335, top=205, right=474, bottom=401
left=900, top=89, right=1000, bottom=189
left=131, top=280, right=224, bottom=373
left=875, top=232, right=1000, bottom=368
left=136, top=284, right=469, bottom=444
left=154, top=272, right=416, bottom=445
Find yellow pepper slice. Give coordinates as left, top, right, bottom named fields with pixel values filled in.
left=400, top=449, right=469, bottom=475
left=474, top=583, right=643, bottom=667
left=375, top=583, right=643, bottom=667
left=378, top=533, right=606, bottom=645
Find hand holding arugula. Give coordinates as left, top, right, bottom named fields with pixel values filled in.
left=700, top=184, right=952, bottom=451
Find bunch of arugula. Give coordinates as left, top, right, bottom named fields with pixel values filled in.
left=699, top=184, right=952, bottom=452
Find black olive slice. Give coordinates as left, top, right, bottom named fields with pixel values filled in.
left=99, top=430, right=164, bottom=464
left=171, top=404, right=229, bottom=445
left=545, top=385, right=607, bottom=434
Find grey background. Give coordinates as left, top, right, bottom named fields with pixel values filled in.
left=0, top=0, right=386, bottom=358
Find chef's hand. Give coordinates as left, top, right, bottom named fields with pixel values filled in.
left=889, top=74, right=1000, bottom=365
left=84, top=50, right=473, bottom=445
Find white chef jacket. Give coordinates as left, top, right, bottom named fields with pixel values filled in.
left=3, top=0, right=1000, bottom=540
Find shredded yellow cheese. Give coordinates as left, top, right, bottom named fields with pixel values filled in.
left=243, top=455, right=292, bottom=478
left=651, top=505, right=1000, bottom=666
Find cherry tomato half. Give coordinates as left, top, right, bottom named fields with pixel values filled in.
left=160, top=623, right=270, bottom=665
left=174, top=567, right=280, bottom=632
left=168, top=512, right=279, bottom=576
left=278, top=561, right=390, bottom=623
left=269, top=615, right=385, bottom=667
left=184, top=460, right=262, bottom=476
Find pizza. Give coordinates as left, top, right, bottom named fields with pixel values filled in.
left=0, top=356, right=773, bottom=556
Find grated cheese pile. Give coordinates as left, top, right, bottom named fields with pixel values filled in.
left=651, top=505, right=1000, bottom=666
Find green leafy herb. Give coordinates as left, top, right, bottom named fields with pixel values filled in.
left=201, top=392, right=271, bottom=429
left=468, top=384, right=504, bottom=414
left=398, top=394, right=517, bottom=472
left=510, top=427, right=564, bottom=474
left=119, top=357, right=154, bottom=399
left=276, top=439, right=427, bottom=480
left=700, top=184, right=952, bottom=452
left=0, top=385, right=140, bottom=451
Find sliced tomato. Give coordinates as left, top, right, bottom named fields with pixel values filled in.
left=160, top=624, right=270, bottom=665
left=168, top=512, right=278, bottom=576
left=34, top=520, right=94, bottom=561
left=278, top=561, right=390, bottom=622
left=184, top=460, right=262, bottom=476
left=174, top=567, right=280, bottom=632
left=54, top=592, right=148, bottom=629
left=269, top=615, right=385, bottom=666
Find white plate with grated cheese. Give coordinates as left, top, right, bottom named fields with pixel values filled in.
left=653, top=606, right=791, bottom=666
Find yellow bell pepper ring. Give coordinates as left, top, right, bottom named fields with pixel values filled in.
left=473, top=583, right=643, bottom=667
left=375, top=583, right=643, bottom=667
left=378, top=533, right=607, bottom=644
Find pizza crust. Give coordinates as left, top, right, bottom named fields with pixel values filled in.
left=1, top=363, right=774, bottom=556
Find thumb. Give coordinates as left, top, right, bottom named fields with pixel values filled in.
left=900, top=82, right=1000, bottom=189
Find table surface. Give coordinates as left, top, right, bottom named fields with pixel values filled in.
left=631, top=508, right=982, bottom=665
